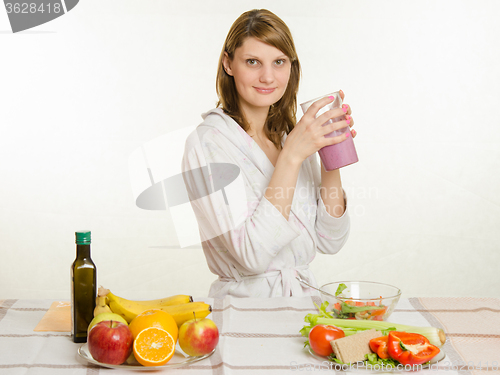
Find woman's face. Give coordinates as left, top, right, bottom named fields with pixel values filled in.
left=223, top=37, right=291, bottom=115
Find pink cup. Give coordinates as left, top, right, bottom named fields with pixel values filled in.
left=300, top=91, right=358, bottom=171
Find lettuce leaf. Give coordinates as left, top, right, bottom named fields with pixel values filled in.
left=365, top=353, right=400, bottom=368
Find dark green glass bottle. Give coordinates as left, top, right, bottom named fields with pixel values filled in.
left=71, top=231, right=97, bottom=343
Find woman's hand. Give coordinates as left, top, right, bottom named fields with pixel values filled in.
left=281, top=90, right=355, bottom=165
left=339, top=89, right=356, bottom=139
left=266, top=90, right=355, bottom=219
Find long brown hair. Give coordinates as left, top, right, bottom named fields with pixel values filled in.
left=216, top=9, right=301, bottom=149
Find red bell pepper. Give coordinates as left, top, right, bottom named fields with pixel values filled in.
left=387, top=331, right=440, bottom=366
left=369, top=336, right=390, bottom=359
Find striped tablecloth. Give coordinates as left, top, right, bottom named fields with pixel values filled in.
left=0, top=296, right=499, bottom=374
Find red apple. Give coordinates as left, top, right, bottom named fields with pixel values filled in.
left=178, top=317, right=219, bottom=356
left=87, top=320, right=133, bottom=365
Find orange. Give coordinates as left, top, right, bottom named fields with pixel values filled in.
left=133, top=327, right=175, bottom=366
left=129, top=309, right=178, bottom=342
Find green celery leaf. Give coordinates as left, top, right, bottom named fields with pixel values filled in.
left=303, top=314, right=314, bottom=324
left=299, top=325, right=312, bottom=337
left=335, top=283, right=348, bottom=296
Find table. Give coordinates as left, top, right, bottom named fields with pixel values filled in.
left=1, top=296, right=499, bottom=374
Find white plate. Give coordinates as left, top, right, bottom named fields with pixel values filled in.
left=78, top=343, right=215, bottom=370
left=307, top=347, right=446, bottom=373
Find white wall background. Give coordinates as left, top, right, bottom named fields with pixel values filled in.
left=1, top=0, right=499, bottom=300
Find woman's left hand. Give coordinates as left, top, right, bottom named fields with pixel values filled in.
left=339, top=90, right=356, bottom=139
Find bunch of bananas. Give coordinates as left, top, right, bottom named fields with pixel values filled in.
left=94, top=287, right=212, bottom=327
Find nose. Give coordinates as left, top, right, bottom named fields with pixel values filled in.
left=259, top=64, right=274, bottom=84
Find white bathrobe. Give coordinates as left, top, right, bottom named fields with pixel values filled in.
left=182, top=108, right=350, bottom=298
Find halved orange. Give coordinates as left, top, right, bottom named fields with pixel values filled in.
left=133, top=327, right=175, bottom=366
left=130, top=309, right=178, bottom=342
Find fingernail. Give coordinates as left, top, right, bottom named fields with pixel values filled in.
left=345, top=132, right=350, bottom=138
left=328, top=95, right=335, bottom=100
left=346, top=115, right=351, bottom=125
left=353, top=129, right=357, bottom=136
left=342, top=104, right=348, bottom=113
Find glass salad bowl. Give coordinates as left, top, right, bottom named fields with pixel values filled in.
left=318, top=281, right=401, bottom=321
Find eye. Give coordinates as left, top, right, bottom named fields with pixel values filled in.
left=246, top=59, right=259, bottom=66
left=275, top=59, right=287, bottom=66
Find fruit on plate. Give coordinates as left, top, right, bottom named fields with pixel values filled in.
left=88, top=312, right=128, bottom=333
left=88, top=320, right=134, bottom=365
left=101, top=289, right=212, bottom=326
left=94, top=296, right=112, bottom=317
left=133, top=327, right=176, bottom=366
left=178, top=316, right=219, bottom=356
left=129, top=309, right=179, bottom=342
left=308, top=324, right=345, bottom=357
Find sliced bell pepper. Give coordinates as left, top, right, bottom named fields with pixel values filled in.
left=369, top=336, right=390, bottom=359
left=387, top=331, right=440, bottom=366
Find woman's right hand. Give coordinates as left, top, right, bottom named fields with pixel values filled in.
left=282, top=95, right=352, bottom=165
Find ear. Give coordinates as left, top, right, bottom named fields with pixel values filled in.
left=222, top=52, right=233, bottom=76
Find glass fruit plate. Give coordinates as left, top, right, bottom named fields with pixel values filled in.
left=307, top=347, right=446, bottom=373
left=78, top=343, right=215, bottom=370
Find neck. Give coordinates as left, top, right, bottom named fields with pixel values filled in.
left=240, top=102, right=270, bottom=140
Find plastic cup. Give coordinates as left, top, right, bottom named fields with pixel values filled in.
left=300, top=91, right=358, bottom=170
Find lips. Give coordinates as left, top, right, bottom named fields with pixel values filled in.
left=254, top=87, right=276, bottom=94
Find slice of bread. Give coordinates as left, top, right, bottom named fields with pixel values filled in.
left=330, top=329, right=382, bottom=364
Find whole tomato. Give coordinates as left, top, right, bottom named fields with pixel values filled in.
left=308, top=324, right=345, bottom=357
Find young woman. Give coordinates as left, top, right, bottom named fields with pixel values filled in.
left=182, top=9, right=356, bottom=298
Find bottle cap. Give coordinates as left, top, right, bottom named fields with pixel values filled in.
left=75, top=231, right=91, bottom=244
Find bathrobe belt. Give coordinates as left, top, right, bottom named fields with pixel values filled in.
left=217, top=264, right=312, bottom=297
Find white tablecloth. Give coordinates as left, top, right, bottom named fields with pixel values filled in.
left=1, top=296, right=498, bottom=374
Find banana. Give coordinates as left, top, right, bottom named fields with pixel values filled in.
left=107, top=297, right=150, bottom=323
left=99, top=286, right=211, bottom=326
left=98, top=286, right=192, bottom=307
left=93, top=296, right=112, bottom=317
left=129, top=294, right=193, bottom=307
left=108, top=299, right=212, bottom=326
left=162, top=302, right=212, bottom=327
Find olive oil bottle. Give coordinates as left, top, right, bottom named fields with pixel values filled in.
left=71, top=231, right=97, bottom=343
